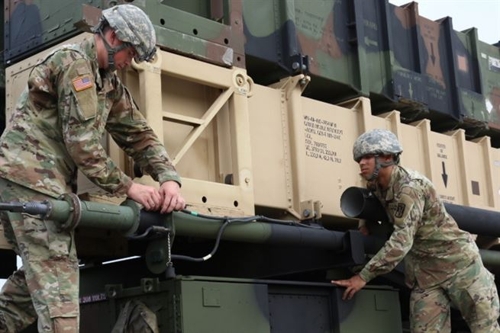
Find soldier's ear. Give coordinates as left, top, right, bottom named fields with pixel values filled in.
left=107, top=29, right=118, bottom=46
left=111, top=30, right=117, bottom=44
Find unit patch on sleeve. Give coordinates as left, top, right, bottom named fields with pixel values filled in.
left=72, top=75, right=93, bottom=92
left=394, top=203, right=406, bottom=218
left=388, top=193, right=415, bottom=226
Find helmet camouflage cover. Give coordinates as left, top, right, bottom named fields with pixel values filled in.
left=99, top=4, right=157, bottom=62
left=352, top=129, right=403, bottom=162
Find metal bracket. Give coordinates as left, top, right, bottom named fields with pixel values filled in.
left=300, top=200, right=322, bottom=220
left=145, top=217, right=175, bottom=274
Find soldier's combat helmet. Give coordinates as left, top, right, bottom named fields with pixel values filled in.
left=93, top=4, right=156, bottom=70
left=353, top=129, right=403, bottom=180
left=353, top=129, right=403, bottom=162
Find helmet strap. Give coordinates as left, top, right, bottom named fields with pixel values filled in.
left=97, top=29, right=130, bottom=71
left=366, top=155, right=396, bottom=181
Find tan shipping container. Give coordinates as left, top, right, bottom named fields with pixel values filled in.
left=3, top=37, right=500, bottom=251
left=248, top=76, right=500, bottom=224
left=4, top=32, right=255, bottom=211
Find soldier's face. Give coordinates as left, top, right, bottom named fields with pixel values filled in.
left=113, top=46, right=138, bottom=70
left=358, top=154, right=375, bottom=179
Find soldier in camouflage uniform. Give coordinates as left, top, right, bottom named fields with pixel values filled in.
left=0, top=4, right=185, bottom=332
left=332, top=129, right=500, bottom=333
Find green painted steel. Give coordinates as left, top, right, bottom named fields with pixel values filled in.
left=5, top=0, right=500, bottom=141
left=132, top=0, right=245, bottom=68
left=452, top=28, right=500, bottom=145
left=478, top=41, right=500, bottom=127
left=243, top=0, right=369, bottom=102
left=242, top=0, right=500, bottom=141
left=77, top=276, right=402, bottom=333
left=4, top=0, right=104, bottom=64
left=168, top=210, right=346, bottom=250
left=4, top=0, right=245, bottom=68
left=1, top=197, right=346, bottom=249
left=171, top=210, right=272, bottom=243
left=53, top=197, right=140, bottom=235
left=8, top=195, right=143, bottom=235
left=331, top=285, right=402, bottom=333
left=177, top=279, right=271, bottom=333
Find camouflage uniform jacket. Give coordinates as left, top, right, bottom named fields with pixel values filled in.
left=359, top=166, right=479, bottom=289
left=0, top=37, right=181, bottom=198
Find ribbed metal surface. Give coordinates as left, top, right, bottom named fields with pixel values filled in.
left=3, top=0, right=245, bottom=68
left=4, top=0, right=500, bottom=141
left=3, top=0, right=103, bottom=64
left=242, top=0, right=500, bottom=141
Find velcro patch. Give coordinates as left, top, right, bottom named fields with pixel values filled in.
left=72, top=75, right=93, bottom=92
left=388, top=193, right=415, bottom=226
left=76, top=65, right=90, bottom=75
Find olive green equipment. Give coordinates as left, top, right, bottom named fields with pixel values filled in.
left=0, top=195, right=396, bottom=333
left=0, top=194, right=354, bottom=277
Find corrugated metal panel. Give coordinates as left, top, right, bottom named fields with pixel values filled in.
left=480, top=41, right=500, bottom=129
left=361, top=0, right=429, bottom=118
left=450, top=28, right=500, bottom=145
left=450, top=28, right=489, bottom=138
left=3, top=0, right=245, bottom=68
left=248, top=76, right=500, bottom=223
left=4, top=0, right=103, bottom=64
left=5, top=1, right=499, bottom=145
left=242, top=0, right=462, bottom=126
left=5, top=3, right=500, bottom=219
left=347, top=0, right=463, bottom=127
left=242, top=0, right=500, bottom=143
left=136, top=0, right=245, bottom=68
left=243, top=0, right=367, bottom=103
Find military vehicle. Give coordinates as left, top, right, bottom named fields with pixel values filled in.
left=1, top=1, right=500, bottom=332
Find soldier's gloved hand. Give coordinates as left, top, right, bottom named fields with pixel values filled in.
left=159, top=181, right=186, bottom=214
left=126, top=182, right=162, bottom=211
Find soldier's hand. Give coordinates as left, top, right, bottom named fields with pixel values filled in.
left=331, top=275, right=366, bottom=301
left=159, top=181, right=186, bottom=214
left=127, top=182, right=162, bottom=211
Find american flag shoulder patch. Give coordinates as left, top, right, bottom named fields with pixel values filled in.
left=72, top=75, right=93, bottom=92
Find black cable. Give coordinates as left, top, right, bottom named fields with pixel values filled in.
left=171, top=218, right=232, bottom=262
left=130, top=209, right=325, bottom=264
left=179, top=209, right=321, bottom=229
left=127, top=226, right=170, bottom=240
left=168, top=209, right=326, bottom=263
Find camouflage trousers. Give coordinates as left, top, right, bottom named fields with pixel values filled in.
left=410, top=259, right=500, bottom=333
left=0, top=179, right=79, bottom=332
